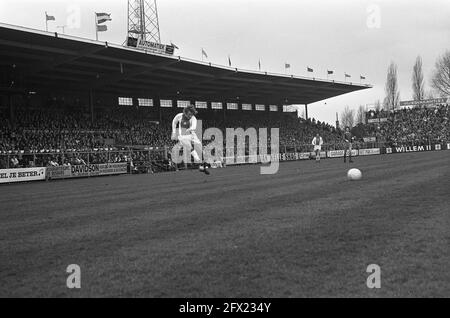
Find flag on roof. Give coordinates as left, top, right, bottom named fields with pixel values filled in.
left=202, top=48, right=208, bottom=59
left=97, top=25, right=108, bottom=32
left=96, top=13, right=112, bottom=24
left=46, top=13, right=55, bottom=21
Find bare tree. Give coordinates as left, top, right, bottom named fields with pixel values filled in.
left=356, top=105, right=366, bottom=124
left=341, top=106, right=355, bottom=128
left=374, top=99, right=382, bottom=111
left=412, top=56, right=425, bottom=101
left=426, top=90, right=435, bottom=100
left=384, top=62, right=401, bottom=110
left=431, top=50, right=450, bottom=97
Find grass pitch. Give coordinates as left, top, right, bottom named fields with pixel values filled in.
left=1, top=151, right=449, bottom=297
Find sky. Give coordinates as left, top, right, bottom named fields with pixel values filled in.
left=0, top=0, right=449, bottom=125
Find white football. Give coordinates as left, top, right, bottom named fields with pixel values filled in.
left=347, top=168, right=362, bottom=181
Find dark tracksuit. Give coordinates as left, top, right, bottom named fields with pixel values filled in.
left=343, top=131, right=353, bottom=162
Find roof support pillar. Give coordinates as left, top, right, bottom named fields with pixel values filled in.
left=153, top=96, right=162, bottom=123
left=223, top=100, right=226, bottom=123
left=8, top=93, right=15, bottom=126
left=305, top=104, right=308, bottom=120
left=89, top=89, right=94, bottom=124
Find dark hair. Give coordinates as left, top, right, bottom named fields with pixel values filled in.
left=184, top=105, right=198, bottom=116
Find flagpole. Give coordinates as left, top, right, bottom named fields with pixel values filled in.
left=201, top=48, right=203, bottom=62
left=45, top=12, right=48, bottom=32
left=94, top=13, right=98, bottom=41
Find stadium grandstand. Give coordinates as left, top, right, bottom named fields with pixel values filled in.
left=0, top=22, right=372, bottom=170
left=353, top=104, right=450, bottom=147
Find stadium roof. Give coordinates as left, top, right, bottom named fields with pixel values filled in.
left=0, top=23, right=371, bottom=105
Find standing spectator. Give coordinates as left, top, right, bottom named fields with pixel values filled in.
left=10, top=156, right=19, bottom=168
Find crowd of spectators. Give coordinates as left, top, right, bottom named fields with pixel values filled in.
left=385, top=105, right=449, bottom=145
left=1, top=103, right=448, bottom=168
left=200, top=113, right=345, bottom=152
left=0, top=107, right=172, bottom=152
left=0, top=106, right=343, bottom=154
left=354, top=104, right=449, bottom=146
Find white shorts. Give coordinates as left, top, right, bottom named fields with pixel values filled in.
left=178, top=133, right=201, bottom=147
left=314, top=145, right=322, bottom=151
